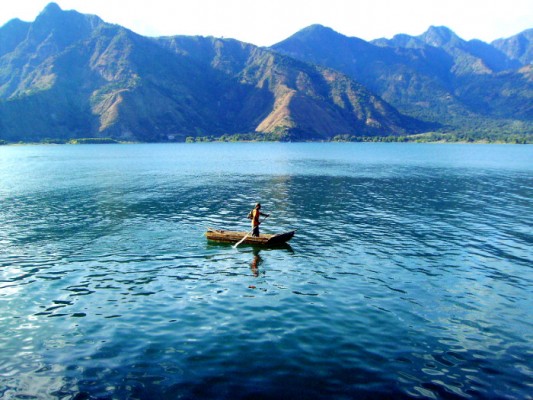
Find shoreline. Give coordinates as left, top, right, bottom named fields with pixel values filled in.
left=1, top=139, right=532, bottom=146
left=2, top=130, right=532, bottom=146
left=2, top=141, right=531, bottom=147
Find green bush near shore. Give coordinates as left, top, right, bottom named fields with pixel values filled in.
left=68, top=138, right=119, bottom=144
left=2, top=132, right=531, bottom=145
left=331, top=132, right=533, bottom=144
left=0, top=138, right=121, bottom=145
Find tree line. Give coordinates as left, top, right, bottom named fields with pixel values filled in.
left=1, top=131, right=531, bottom=145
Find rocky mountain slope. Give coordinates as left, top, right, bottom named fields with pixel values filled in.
left=0, top=3, right=530, bottom=142
left=272, top=25, right=532, bottom=135
left=0, top=3, right=427, bottom=142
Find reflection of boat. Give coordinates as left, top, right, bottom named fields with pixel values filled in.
left=206, top=228, right=295, bottom=246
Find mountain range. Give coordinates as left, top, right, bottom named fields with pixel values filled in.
left=0, top=3, right=531, bottom=142
left=273, top=25, right=532, bottom=135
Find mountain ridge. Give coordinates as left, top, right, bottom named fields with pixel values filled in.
left=0, top=3, right=432, bottom=142
left=272, top=24, right=532, bottom=135
left=0, top=3, right=531, bottom=142
left=491, top=29, right=533, bottom=65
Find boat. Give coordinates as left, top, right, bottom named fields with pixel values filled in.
left=206, top=228, right=295, bottom=246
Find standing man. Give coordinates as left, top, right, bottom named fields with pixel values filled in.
left=250, top=203, right=269, bottom=237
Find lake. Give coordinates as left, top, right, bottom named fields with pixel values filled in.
left=0, top=143, right=532, bottom=399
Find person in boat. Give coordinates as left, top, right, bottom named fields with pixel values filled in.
left=249, top=203, right=269, bottom=237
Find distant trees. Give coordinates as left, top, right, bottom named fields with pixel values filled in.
left=1, top=132, right=531, bottom=145
left=331, top=132, right=533, bottom=144
left=0, top=137, right=120, bottom=145
left=185, top=132, right=290, bottom=142
left=68, top=138, right=119, bottom=144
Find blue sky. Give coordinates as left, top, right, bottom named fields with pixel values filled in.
left=1, top=0, right=531, bottom=46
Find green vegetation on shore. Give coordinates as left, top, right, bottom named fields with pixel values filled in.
left=331, top=132, right=533, bottom=144
left=68, top=138, right=120, bottom=144
left=0, top=138, right=121, bottom=145
left=187, top=131, right=533, bottom=144
left=2, top=132, right=532, bottom=145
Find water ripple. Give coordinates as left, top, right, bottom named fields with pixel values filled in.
left=1, top=144, right=532, bottom=399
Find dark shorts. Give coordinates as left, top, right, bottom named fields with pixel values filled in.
left=252, top=226, right=260, bottom=237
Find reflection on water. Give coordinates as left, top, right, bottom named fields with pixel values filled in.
left=250, top=248, right=262, bottom=278
left=0, top=143, right=532, bottom=399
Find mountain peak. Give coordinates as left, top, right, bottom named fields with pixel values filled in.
left=40, top=2, right=63, bottom=17
left=421, top=26, right=462, bottom=46
left=491, top=28, right=533, bottom=65
left=273, top=24, right=371, bottom=53
left=34, top=2, right=65, bottom=28
left=302, top=24, right=336, bottom=34
left=292, top=24, right=344, bottom=41
left=0, top=18, right=31, bottom=57
left=44, top=2, right=61, bottom=11
left=1, top=17, right=28, bottom=30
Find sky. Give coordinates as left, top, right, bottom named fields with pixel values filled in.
left=1, top=0, right=532, bottom=46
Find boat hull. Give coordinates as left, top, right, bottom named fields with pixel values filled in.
left=206, top=229, right=295, bottom=246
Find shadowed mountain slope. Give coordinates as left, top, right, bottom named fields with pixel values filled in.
left=0, top=3, right=429, bottom=142
left=272, top=25, right=532, bottom=134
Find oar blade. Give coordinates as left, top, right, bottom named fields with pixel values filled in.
left=233, top=233, right=249, bottom=248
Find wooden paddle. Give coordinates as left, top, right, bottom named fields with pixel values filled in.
left=234, top=215, right=269, bottom=248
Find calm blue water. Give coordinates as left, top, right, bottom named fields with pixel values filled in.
left=0, top=143, right=532, bottom=399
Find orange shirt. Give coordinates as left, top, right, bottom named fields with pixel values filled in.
left=251, top=209, right=261, bottom=227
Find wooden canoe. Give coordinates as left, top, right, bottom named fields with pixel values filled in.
left=206, top=228, right=295, bottom=246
